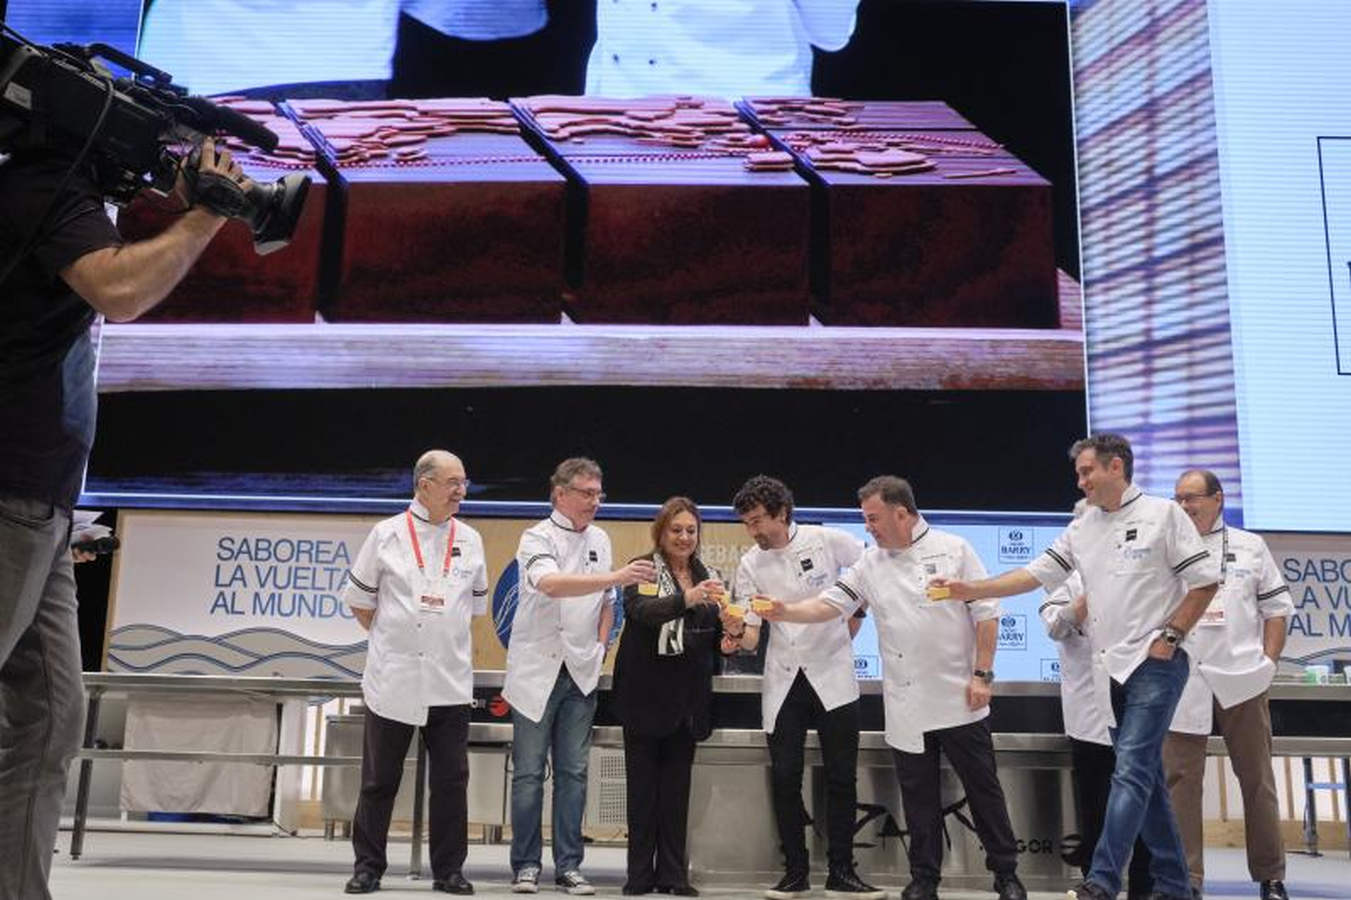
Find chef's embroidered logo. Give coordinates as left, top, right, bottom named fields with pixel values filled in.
left=588, top=550, right=598, bottom=562
left=924, top=562, right=938, bottom=574
left=451, top=546, right=461, bottom=557
left=1125, top=528, right=1138, bottom=541
left=800, top=558, right=815, bottom=572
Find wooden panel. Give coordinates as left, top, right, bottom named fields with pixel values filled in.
left=96, top=272, right=1083, bottom=392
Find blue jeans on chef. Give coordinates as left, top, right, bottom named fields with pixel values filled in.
left=510, top=667, right=597, bottom=875
left=1089, top=649, right=1191, bottom=899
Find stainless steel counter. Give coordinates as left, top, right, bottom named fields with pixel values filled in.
left=71, top=672, right=1351, bottom=887
left=81, top=670, right=1351, bottom=701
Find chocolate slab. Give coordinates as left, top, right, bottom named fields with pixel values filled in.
left=805, top=147, right=1056, bottom=327
left=742, top=98, right=977, bottom=132
left=564, top=157, right=809, bottom=324
left=739, top=99, right=1059, bottom=328
left=117, top=157, right=326, bottom=323
left=515, top=97, right=810, bottom=324
left=327, top=132, right=565, bottom=323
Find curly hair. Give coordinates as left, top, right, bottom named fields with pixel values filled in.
left=732, top=475, right=794, bottom=522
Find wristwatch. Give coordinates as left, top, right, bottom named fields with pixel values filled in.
left=973, top=669, right=995, bottom=684
left=1160, top=625, right=1185, bottom=646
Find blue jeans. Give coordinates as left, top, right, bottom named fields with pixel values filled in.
left=510, top=667, right=597, bottom=874
left=1, top=497, right=85, bottom=900
left=1089, top=649, right=1191, bottom=898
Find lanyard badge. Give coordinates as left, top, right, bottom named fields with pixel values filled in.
left=407, top=509, right=456, bottom=614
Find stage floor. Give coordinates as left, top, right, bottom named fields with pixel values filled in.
left=49, top=830, right=1351, bottom=900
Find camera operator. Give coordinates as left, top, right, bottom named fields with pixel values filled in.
left=0, top=136, right=248, bottom=900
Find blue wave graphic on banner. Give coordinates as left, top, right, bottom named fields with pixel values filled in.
left=107, top=651, right=364, bottom=678
left=107, top=624, right=367, bottom=679
left=110, top=624, right=367, bottom=654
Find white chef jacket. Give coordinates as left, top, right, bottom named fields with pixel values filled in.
left=1026, top=486, right=1220, bottom=727
left=401, top=0, right=547, bottom=40
left=342, top=500, right=488, bottom=726
left=821, top=519, right=1000, bottom=753
left=1040, top=571, right=1111, bottom=745
left=585, top=0, right=860, bottom=98
left=138, top=0, right=400, bottom=96
left=502, top=511, right=613, bottom=723
left=736, top=523, right=863, bottom=734
left=1169, top=524, right=1293, bottom=734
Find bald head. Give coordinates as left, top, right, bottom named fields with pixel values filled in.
left=414, top=450, right=461, bottom=487
left=413, top=450, right=467, bottom=523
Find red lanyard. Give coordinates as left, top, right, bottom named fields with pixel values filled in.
left=405, top=510, right=456, bottom=580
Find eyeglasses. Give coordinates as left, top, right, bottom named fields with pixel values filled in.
left=431, top=477, right=471, bottom=492
left=564, top=485, right=606, bottom=502
left=1173, top=491, right=1216, bottom=504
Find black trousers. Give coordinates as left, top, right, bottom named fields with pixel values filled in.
left=389, top=12, right=564, bottom=100
left=892, top=719, right=1018, bottom=883
left=767, top=669, right=860, bottom=873
left=352, top=704, right=471, bottom=881
left=623, top=723, right=697, bottom=890
left=1070, top=738, right=1154, bottom=895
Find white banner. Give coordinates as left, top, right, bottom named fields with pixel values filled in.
left=107, top=510, right=380, bottom=678
left=1261, top=532, right=1351, bottom=667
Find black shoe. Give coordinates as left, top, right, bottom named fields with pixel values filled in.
left=901, top=880, right=939, bottom=900
left=623, top=884, right=655, bottom=896
left=662, top=886, right=699, bottom=897
left=434, top=873, right=474, bottom=895
left=345, top=871, right=381, bottom=894
left=1067, top=882, right=1112, bottom=900
left=766, top=871, right=812, bottom=900
left=995, top=874, right=1026, bottom=900
left=1261, top=882, right=1288, bottom=900
left=826, top=865, right=886, bottom=900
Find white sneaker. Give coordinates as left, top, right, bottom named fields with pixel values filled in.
left=557, top=871, right=596, bottom=896
left=513, top=866, right=541, bottom=894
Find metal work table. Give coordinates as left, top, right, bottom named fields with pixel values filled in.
left=71, top=673, right=1351, bottom=881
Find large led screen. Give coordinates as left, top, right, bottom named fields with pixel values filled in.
left=4, top=1, right=1086, bottom=513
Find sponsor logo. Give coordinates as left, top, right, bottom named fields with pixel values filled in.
left=997, top=614, right=1027, bottom=651
left=998, top=527, right=1035, bottom=564
left=1040, top=658, right=1062, bottom=682
left=491, top=560, right=520, bottom=648
left=853, top=655, right=880, bottom=678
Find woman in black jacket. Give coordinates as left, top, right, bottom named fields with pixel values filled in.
left=612, top=496, right=745, bottom=896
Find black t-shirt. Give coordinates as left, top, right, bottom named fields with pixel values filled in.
left=0, top=154, right=123, bottom=509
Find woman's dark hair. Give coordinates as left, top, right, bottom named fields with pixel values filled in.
left=651, top=496, right=702, bottom=558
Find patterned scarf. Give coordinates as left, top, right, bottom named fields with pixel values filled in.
left=653, top=553, right=686, bottom=656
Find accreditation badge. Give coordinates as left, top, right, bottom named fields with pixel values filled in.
left=419, top=575, right=449, bottom=614
left=1197, top=595, right=1226, bottom=627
